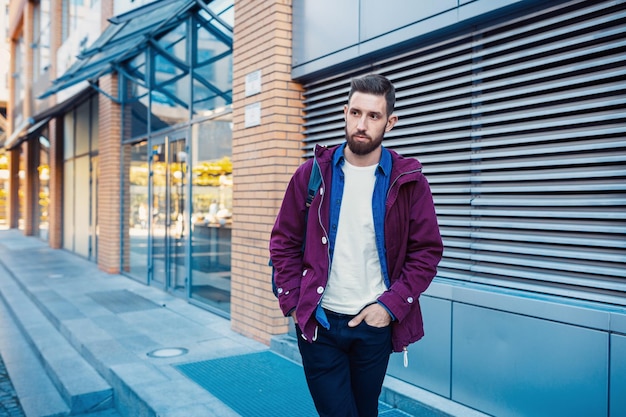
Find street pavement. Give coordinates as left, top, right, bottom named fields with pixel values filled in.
left=0, top=229, right=486, bottom=417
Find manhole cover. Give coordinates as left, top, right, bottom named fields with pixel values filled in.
left=147, top=347, right=188, bottom=358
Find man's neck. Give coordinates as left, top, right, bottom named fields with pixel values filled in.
left=343, top=145, right=382, bottom=167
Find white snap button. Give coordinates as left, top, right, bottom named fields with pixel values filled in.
left=317, top=286, right=324, bottom=294
left=277, top=288, right=283, bottom=294
left=320, top=188, right=324, bottom=195
left=322, top=237, right=327, bottom=244
left=302, top=269, right=308, bottom=276
left=407, top=297, right=414, bottom=303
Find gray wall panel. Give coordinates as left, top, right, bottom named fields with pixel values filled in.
left=610, top=333, right=626, bottom=417
left=452, top=303, right=609, bottom=417
left=291, top=0, right=360, bottom=67
left=359, top=0, right=457, bottom=41
left=292, top=0, right=526, bottom=79
left=388, top=296, right=452, bottom=397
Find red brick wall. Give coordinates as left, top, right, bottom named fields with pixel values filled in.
left=97, top=73, right=122, bottom=273
left=231, top=0, right=305, bottom=345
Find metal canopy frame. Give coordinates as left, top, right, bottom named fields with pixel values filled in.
left=39, top=0, right=233, bottom=106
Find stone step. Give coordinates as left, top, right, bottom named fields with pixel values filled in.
left=0, top=263, right=114, bottom=416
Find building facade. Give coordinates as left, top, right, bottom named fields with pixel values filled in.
left=4, top=0, right=625, bottom=416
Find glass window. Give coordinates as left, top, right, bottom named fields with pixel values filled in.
left=64, top=111, right=74, bottom=159
left=33, top=0, right=51, bottom=79
left=38, top=134, right=50, bottom=241
left=75, top=100, right=91, bottom=156
left=156, top=21, right=187, bottom=65
left=74, top=155, right=90, bottom=257
left=63, top=160, right=74, bottom=250
left=0, top=152, right=8, bottom=228
left=189, top=112, right=233, bottom=314
left=122, top=76, right=149, bottom=141
left=124, top=141, right=149, bottom=281
left=91, top=96, right=99, bottom=151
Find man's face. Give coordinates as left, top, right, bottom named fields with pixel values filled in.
left=344, top=92, right=397, bottom=156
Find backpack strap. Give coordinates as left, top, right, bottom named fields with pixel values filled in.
left=306, top=157, right=322, bottom=208
left=271, top=156, right=322, bottom=298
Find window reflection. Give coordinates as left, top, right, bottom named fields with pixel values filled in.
left=190, top=112, right=232, bottom=314
left=126, top=141, right=149, bottom=280
left=38, top=135, right=50, bottom=240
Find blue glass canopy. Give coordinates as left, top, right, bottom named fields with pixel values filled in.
left=40, top=0, right=233, bottom=105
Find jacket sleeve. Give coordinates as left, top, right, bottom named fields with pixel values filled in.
left=378, top=175, right=443, bottom=322
left=269, top=161, right=313, bottom=317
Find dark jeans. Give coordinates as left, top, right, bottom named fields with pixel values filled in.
left=297, top=310, right=392, bottom=417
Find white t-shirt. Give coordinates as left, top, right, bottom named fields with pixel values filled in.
left=321, top=160, right=386, bottom=315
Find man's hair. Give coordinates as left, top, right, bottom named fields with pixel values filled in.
left=347, top=74, right=396, bottom=117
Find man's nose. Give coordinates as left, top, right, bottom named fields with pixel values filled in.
left=356, top=115, right=367, bottom=130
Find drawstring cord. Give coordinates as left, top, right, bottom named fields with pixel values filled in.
left=403, top=347, right=409, bottom=367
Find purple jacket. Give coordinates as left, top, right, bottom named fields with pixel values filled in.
left=270, top=144, right=443, bottom=352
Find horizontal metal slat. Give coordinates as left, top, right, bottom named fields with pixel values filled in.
left=471, top=253, right=626, bottom=279
left=473, top=125, right=626, bottom=149
left=471, top=208, right=626, bottom=220
left=470, top=263, right=626, bottom=292
left=472, top=140, right=626, bottom=161
left=472, top=242, right=625, bottom=264
left=475, top=38, right=626, bottom=85
left=475, top=97, right=626, bottom=127
left=472, top=154, right=626, bottom=171
left=473, top=0, right=622, bottom=52
left=471, top=231, right=626, bottom=249
left=470, top=167, right=626, bottom=183
left=471, top=195, right=626, bottom=208
left=470, top=219, right=625, bottom=234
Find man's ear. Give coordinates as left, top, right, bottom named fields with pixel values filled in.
left=343, top=104, right=348, bottom=120
left=385, top=115, right=398, bottom=132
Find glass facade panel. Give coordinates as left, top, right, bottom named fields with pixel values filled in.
left=74, top=155, right=90, bottom=258
left=63, top=160, right=74, bottom=250
left=0, top=153, right=7, bottom=228
left=126, top=141, right=149, bottom=280
left=157, top=22, right=187, bottom=65
left=122, top=77, right=149, bottom=140
left=91, top=96, right=99, bottom=151
left=18, top=149, right=24, bottom=230
left=75, top=100, right=91, bottom=156
left=189, top=113, right=232, bottom=314
left=64, top=112, right=74, bottom=160
left=38, top=135, right=50, bottom=241
left=150, top=70, right=190, bottom=129
left=33, top=0, right=51, bottom=79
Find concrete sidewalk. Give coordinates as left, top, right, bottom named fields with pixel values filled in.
left=0, top=230, right=484, bottom=417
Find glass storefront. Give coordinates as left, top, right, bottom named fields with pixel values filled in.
left=63, top=96, right=99, bottom=259
left=119, top=0, right=234, bottom=315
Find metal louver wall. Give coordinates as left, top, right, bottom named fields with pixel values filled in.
left=300, top=0, right=626, bottom=306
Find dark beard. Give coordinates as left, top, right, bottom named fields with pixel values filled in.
left=345, top=127, right=384, bottom=156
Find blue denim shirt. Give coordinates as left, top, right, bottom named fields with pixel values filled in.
left=315, top=142, right=393, bottom=328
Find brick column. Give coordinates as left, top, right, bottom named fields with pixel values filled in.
left=231, top=0, right=305, bottom=345
left=97, top=73, right=122, bottom=273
